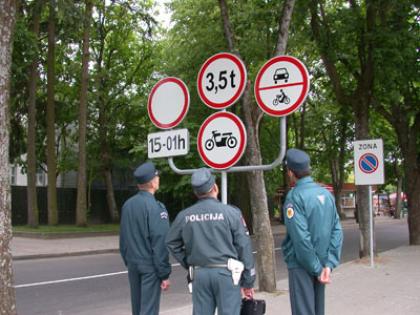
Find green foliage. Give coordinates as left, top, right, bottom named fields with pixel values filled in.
left=8, top=0, right=418, bottom=216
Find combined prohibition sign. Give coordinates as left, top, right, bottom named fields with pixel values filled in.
left=148, top=77, right=190, bottom=129
left=197, top=52, right=247, bottom=109
left=358, top=153, right=379, bottom=174
left=254, top=56, right=310, bottom=117
left=197, top=112, right=247, bottom=170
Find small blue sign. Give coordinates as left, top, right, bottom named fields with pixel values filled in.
left=358, top=153, right=379, bottom=174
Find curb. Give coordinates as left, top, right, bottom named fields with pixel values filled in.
left=13, top=248, right=120, bottom=261
left=13, top=231, right=119, bottom=239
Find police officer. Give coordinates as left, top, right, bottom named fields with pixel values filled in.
left=282, top=149, right=343, bottom=315
left=166, top=168, right=255, bottom=315
left=119, top=161, right=171, bottom=315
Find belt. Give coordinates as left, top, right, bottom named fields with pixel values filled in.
left=194, top=264, right=227, bottom=269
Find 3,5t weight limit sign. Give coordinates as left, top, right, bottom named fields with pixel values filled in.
left=197, top=52, right=247, bottom=109
left=148, top=129, right=189, bottom=159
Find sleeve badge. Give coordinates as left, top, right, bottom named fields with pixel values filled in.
left=286, top=207, right=294, bottom=219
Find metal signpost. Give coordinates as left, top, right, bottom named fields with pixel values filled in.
left=147, top=53, right=310, bottom=205
left=353, top=139, right=385, bottom=267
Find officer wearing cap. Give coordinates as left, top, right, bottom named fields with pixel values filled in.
left=166, top=168, right=255, bottom=315
left=282, top=149, right=343, bottom=315
left=119, top=161, right=171, bottom=315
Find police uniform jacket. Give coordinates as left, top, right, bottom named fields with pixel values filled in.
left=166, top=197, right=255, bottom=288
left=119, top=191, right=171, bottom=280
left=282, top=176, right=343, bottom=276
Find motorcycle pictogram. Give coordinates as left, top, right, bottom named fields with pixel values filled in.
left=273, top=89, right=290, bottom=106
left=205, top=130, right=238, bottom=151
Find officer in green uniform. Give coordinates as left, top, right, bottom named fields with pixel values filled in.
left=166, top=168, right=255, bottom=315
left=119, top=161, right=171, bottom=315
left=282, top=149, right=343, bottom=315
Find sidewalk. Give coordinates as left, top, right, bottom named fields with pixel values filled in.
left=11, top=235, right=119, bottom=260
left=257, top=245, right=420, bottom=315
left=160, top=246, right=420, bottom=315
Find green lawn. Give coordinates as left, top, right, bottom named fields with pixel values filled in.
left=13, top=224, right=120, bottom=234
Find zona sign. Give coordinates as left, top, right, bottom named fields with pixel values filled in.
left=197, top=52, right=247, bottom=109
left=254, top=56, right=310, bottom=117
left=197, top=112, right=247, bottom=170
left=353, top=139, right=384, bottom=185
left=148, top=77, right=190, bottom=129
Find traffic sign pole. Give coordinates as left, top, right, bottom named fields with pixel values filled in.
left=221, top=171, right=227, bottom=204
left=221, top=109, right=228, bottom=204
left=353, top=139, right=384, bottom=268
left=369, top=185, right=374, bottom=268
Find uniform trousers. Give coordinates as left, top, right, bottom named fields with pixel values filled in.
left=288, top=267, right=325, bottom=315
left=192, top=267, right=241, bottom=315
left=127, top=264, right=161, bottom=315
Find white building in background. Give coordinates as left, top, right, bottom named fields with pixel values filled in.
left=10, top=156, right=77, bottom=188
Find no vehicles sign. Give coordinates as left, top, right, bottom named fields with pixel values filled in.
left=354, top=139, right=385, bottom=185
left=254, top=56, right=310, bottom=117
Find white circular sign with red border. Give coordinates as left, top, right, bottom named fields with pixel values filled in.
left=254, top=56, right=310, bottom=117
left=197, top=52, right=247, bottom=110
left=197, top=112, right=247, bottom=170
left=148, top=77, right=190, bottom=129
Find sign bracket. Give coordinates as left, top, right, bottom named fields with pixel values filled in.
left=168, top=116, right=286, bottom=175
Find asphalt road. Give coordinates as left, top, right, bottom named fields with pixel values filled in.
left=13, top=219, right=409, bottom=315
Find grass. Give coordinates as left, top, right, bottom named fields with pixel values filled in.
left=13, top=224, right=120, bottom=234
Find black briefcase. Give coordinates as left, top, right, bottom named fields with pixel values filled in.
left=240, top=298, right=266, bottom=315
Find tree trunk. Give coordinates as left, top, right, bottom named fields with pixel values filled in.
left=353, top=97, right=372, bottom=258
left=27, top=0, right=42, bottom=228
left=395, top=176, right=402, bottom=219
left=217, top=0, right=295, bottom=292
left=95, top=11, right=119, bottom=223
left=76, top=0, right=92, bottom=226
left=218, top=0, right=276, bottom=292
left=242, top=84, right=277, bottom=292
left=325, top=117, right=348, bottom=219
left=399, top=119, right=420, bottom=245
left=104, top=170, right=118, bottom=222
left=406, top=173, right=420, bottom=244
left=0, top=1, right=18, bottom=313
left=47, top=0, right=58, bottom=225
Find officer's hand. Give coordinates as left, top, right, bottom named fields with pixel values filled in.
left=241, top=287, right=254, bottom=300
left=161, top=279, right=170, bottom=291
left=318, top=267, right=331, bottom=284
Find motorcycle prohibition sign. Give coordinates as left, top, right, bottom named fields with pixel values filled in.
left=205, top=130, right=238, bottom=151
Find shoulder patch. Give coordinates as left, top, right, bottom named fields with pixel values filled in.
left=286, top=207, right=294, bottom=219
left=160, top=212, right=168, bottom=219
left=317, top=195, right=326, bottom=205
